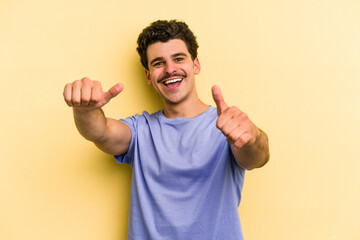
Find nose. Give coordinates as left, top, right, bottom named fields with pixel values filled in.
left=164, top=61, right=177, bottom=74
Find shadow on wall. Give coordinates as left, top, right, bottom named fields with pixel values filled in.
left=73, top=53, right=164, bottom=239
left=126, top=54, right=164, bottom=114
left=86, top=148, right=132, bottom=239
left=81, top=54, right=164, bottom=239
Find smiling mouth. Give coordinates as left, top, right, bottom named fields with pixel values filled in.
left=163, top=78, right=183, bottom=86
left=159, top=72, right=187, bottom=83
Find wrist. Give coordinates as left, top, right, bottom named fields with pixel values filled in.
left=73, top=107, right=102, bottom=114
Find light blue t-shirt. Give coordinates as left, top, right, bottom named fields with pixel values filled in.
left=115, top=106, right=245, bottom=240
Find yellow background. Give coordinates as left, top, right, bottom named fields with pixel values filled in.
left=1, top=0, right=359, bottom=239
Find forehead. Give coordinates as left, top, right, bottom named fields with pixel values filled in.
left=146, top=39, right=190, bottom=61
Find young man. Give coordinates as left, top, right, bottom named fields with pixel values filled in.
left=63, top=20, right=269, bottom=240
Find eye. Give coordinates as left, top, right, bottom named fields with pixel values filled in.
left=174, top=57, right=184, bottom=62
left=153, top=61, right=164, bottom=67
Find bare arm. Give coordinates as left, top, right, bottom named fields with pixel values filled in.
left=63, top=77, right=131, bottom=155
left=230, top=128, right=269, bottom=170
left=212, top=85, right=270, bottom=170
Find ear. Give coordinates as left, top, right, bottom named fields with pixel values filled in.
left=145, top=69, right=152, bottom=85
left=194, top=58, right=201, bottom=75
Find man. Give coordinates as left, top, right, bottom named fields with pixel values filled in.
left=63, top=20, right=269, bottom=240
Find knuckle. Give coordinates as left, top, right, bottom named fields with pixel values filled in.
left=222, top=129, right=230, bottom=137
left=81, top=95, right=90, bottom=103
left=241, top=112, right=248, bottom=118
left=90, top=95, right=100, bottom=103
left=72, top=80, right=81, bottom=88
left=222, top=124, right=233, bottom=135
left=228, top=131, right=237, bottom=140
left=91, top=89, right=102, bottom=102
left=229, top=106, right=238, bottom=112
left=235, top=137, right=246, bottom=147
left=216, top=119, right=223, bottom=129
left=72, top=97, right=80, bottom=104
left=92, top=81, right=103, bottom=93
left=94, top=95, right=103, bottom=103
left=93, top=80, right=101, bottom=86
left=234, top=141, right=244, bottom=149
left=238, top=112, right=248, bottom=120
left=82, top=78, right=92, bottom=87
left=64, top=97, right=72, bottom=106
left=64, top=95, right=71, bottom=103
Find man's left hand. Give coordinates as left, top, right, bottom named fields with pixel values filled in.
left=211, top=85, right=260, bottom=149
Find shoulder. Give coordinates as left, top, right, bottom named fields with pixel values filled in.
left=121, top=110, right=161, bottom=121
left=120, top=110, right=163, bottom=130
left=142, top=110, right=162, bottom=118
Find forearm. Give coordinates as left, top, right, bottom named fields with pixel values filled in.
left=231, top=128, right=270, bottom=170
left=73, top=108, right=109, bottom=142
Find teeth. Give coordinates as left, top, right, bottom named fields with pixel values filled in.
left=164, top=78, right=182, bottom=85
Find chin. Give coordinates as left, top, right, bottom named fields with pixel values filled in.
left=163, top=96, right=185, bottom=105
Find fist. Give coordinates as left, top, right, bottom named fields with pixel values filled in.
left=212, top=85, right=260, bottom=148
left=63, top=77, right=124, bottom=110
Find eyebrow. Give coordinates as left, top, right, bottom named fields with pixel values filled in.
left=172, top=52, right=187, bottom=58
left=149, top=52, right=188, bottom=66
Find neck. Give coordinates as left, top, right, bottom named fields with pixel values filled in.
left=163, top=97, right=209, bottom=118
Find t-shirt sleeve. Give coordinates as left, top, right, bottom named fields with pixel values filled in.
left=114, top=115, right=138, bottom=166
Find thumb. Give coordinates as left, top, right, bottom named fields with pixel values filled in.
left=101, top=83, right=124, bottom=104
left=211, top=85, right=228, bottom=115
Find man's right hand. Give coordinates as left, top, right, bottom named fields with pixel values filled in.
left=63, top=77, right=131, bottom=155
left=63, top=77, right=124, bottom=111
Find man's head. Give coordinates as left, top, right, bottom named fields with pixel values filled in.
left=137, top=20, right=199, bottom=70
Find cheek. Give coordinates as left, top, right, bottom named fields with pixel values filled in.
left=151, top=69, right=161, bottom=79
left=147, top=71, right=157, bottom=84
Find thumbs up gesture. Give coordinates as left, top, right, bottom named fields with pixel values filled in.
left=63, top=77, right=124, bottom=111
left=212, top=85, right=260, bottom=149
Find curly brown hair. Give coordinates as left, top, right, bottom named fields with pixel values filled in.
left=136, top=20, right=199, bottom=70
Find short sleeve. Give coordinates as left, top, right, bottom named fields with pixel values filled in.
left=114, top=115, right=138, bottom=166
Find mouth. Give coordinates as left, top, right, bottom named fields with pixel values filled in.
left=159, top=73, right=186, bottom=90
left=162, top=77, right=183, bottom=90
left=163, top=78, right=183, bottom=86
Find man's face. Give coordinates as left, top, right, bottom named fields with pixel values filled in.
left=145, top=39, right=200, bottom=105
